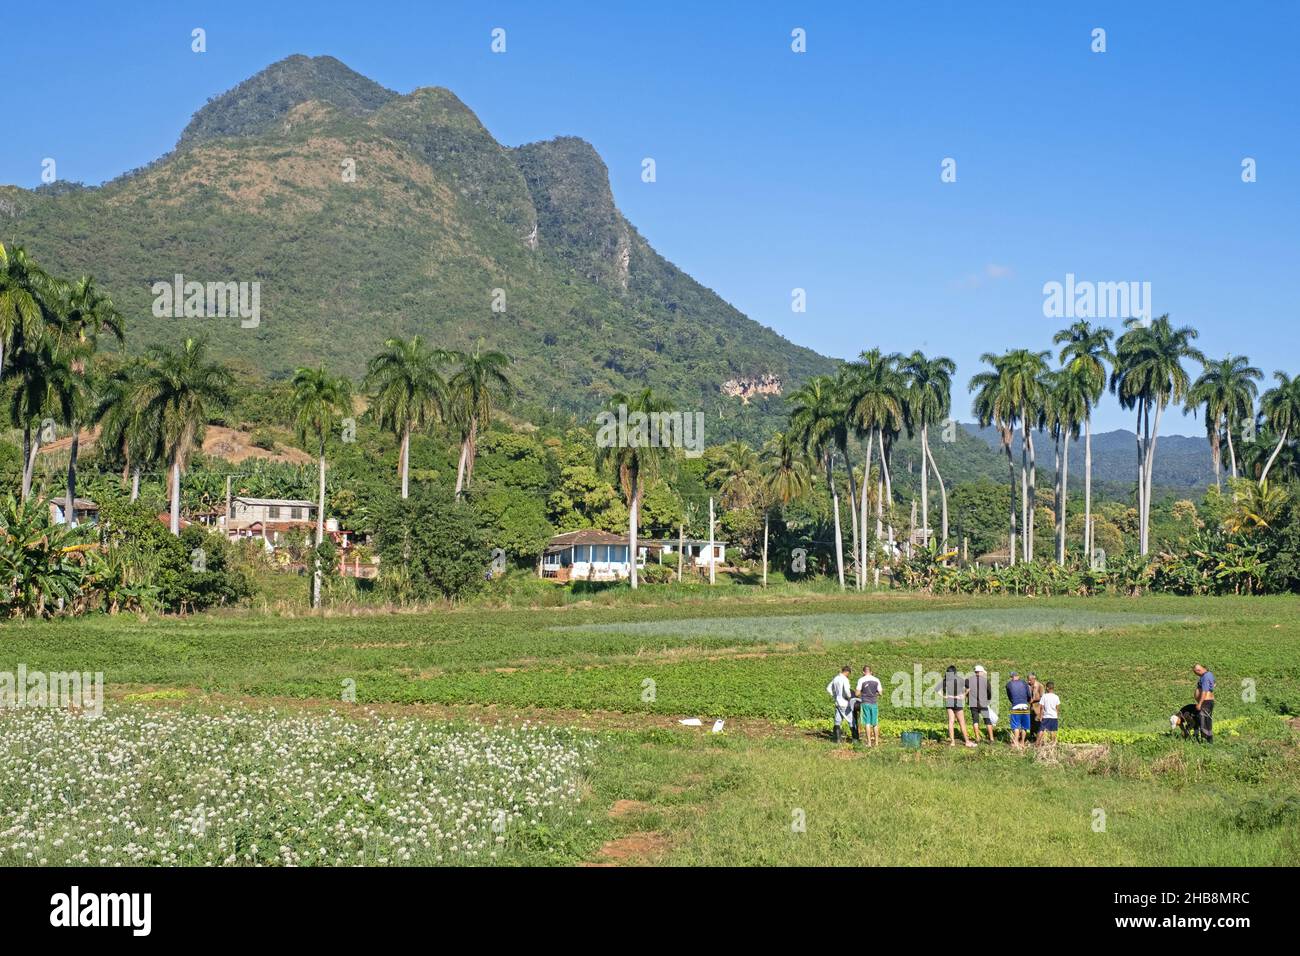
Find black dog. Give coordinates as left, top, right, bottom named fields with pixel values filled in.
left=1170, top=703, right=1202, bottom=739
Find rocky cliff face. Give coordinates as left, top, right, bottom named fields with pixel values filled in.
left=720, top=374, right=783, bottom=403
left=3, top=55, right=834, bottom=440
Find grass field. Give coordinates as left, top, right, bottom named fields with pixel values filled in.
left=2, top=591, right=1298, bottom=865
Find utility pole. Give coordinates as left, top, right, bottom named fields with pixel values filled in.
left=225, top=473, right=247, bottom=537
left=708, top=496, right=716, bottom=585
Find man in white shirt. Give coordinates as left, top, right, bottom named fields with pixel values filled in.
left=827, top=666, right=854, bottom=743
left=1037, top=681, right=1061, bottom=749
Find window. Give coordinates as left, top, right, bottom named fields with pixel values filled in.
left=268, top=506, right=281, bottom=519
left=292, top=507, right=304, bottom=520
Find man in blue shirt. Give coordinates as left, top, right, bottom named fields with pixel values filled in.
left=1005, top=671, right=1031, bottom=750
left=1193, top=663, right=1215, bottom=744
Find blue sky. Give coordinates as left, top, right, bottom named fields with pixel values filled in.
left=7, top=1, right=1297, bottom=434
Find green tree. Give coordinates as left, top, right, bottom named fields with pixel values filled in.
left=759, top=430, right=812, bottom=586
left=290, top=366, right=353, bottom=607
left=1186, top=354, right=1262, bottom=487
left=970, top=353, right=1020, bottom=565
left=844, top=348, right=905, bottom=583
left=136, top=338, right=234, bottom=535
left=788, top=375, right=848, bottom=589
left=1055, top=320, right=1113, bottom=559
left=447, top=342, right=514, bottom=498
left=1111, top=315, right=1203, bottom=554
left=1259, top=372, right=1300, bottom=485
left=365, top=336, right=447, bottom=499
left=901, top=350, right=955, bottom=551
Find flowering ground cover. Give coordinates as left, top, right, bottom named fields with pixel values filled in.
left=0, top=708, right=596, bottom=866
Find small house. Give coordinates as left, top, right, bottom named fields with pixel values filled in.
left=220, top=496, right=317, bottom=547
left=541, top=530, right=646, bottom=582
left=47, top=497, right=99, bottom=527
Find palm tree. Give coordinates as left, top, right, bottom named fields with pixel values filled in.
left=8, top=337, right=76, bottom=501
left=291, top=366, right=353, bottom=608
left=1186, top=355, right=1262, bottom=487
left=900, top=350, right=955, bottom=553
left=759, top=431, right=812, bottom=587
left=845, top=349, right=904, bottom=582
left=1046, top=367, right=1088, bottom=565
left=447, top=343, right=514, bottom=498
left=832, top=365, right=864, bottom=589
left=1110, top=315, right=1203, bottom=555
left=596, top=389, right=673, bottom=589
left=788, top=375, right=848, bottom=589
left=0, top=243, right=52, bottom=384
left=45, top=276, right=125, bottom=526
left=364, top=336, right=447, bottom=499
left=94, top=359, right=159, bottom=501
left=999, top=349, right=1050, bottom=561
left=971, top=354, right=1019, bottom=565
left=1259, top=371, right=1300, bottom=484
left=1054, top=321, right=1112, bottom=559
left=136, top=338, right=234, bottom=535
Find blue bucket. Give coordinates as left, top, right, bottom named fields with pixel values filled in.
left=901, top=731, right=923, bottom=749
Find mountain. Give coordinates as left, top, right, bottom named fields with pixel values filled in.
left=961, top=424, right=1215, bottom=490
left=0, top=55, right=834, bottom=439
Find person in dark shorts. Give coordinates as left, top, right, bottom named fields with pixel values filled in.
left=1037, top=681, right=1061, bottom=749
left=942, top=665, right=975, bottom=747
left=967, top=665, right=995, bottom=744
left=1193, top=663, right=1215, bottom=744
left=855, top=666, right=883, bottom=747
left=1005, top=671, right=1031, bottom=750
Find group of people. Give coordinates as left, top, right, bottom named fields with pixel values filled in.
left=827, top=662, right=1216, bottom=748
left=826, top=664, right=1061, bottom=749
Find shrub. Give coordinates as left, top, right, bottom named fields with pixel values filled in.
left=374, top=486, right=489, bottom=601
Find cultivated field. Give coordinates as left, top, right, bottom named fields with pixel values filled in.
left=2, top=592, right=1298, bottom=865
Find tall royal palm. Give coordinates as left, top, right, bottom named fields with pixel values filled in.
left=971, top=354, right=1019, bottom=565
left=136, top=338, right=234, bottom=535
left=1054, top=321, right=1112, bottom=559
left=832, top=365, right=864, bottom=588
left=447, top=343, right=514, bottom=498
left=364, top=336, right=447, bottom=499
left=845, top=349, right=904, bottom=582
left=596, top=389, right=673, bottom=590
left=759, top=431, right=812, bottom=587
left=1259, top=372, right=1300, bottom=484
left=1046, top=367, right=1088, bottom=565
left=1186, top=355, right=1262, bottom=487
left=1110, top=315, right=1203, bottom=555
left=291, top=366, right=353, bottom=608
left=0, top=244, right=53, bottom=384
left=901, top=350, right=956, bottom=552
left=788, top=375, right=848, bottom=589
left=8, top=338, right=77, bottom=501
left=94, top=359, right=160, bottom=501
left=47, top=276, right=126, bottom=526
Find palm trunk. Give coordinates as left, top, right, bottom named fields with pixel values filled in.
left=1143, top=401, right=1163, bottom=555
left=169, top=456, right=182, bottom=535
left=1134, top=405, right=1146, bottom=555
left=1026, top=423, right=1037, bottom=561
left=878, top=430, right=894, bottom=552
left=1058, top=434, right=1070, bottom=566
left=21, top=424, right=38, bottom=502
left=1004, top=434, right=1017, bottom=566
left=1083, top=416, right=1093, bottom=560
left=762, top=512, right=769, bottom=588
left=1210, top=427, right=1222, bottom=490
left=1019, top=424, right=1029, bottom=562
left=401, top=427, right=412, bottom=499
left=1053, top=434, right=1062, bottom=564
left=1260, top=427, right=1288, bottom=485
left=861, top=428, right=875, bottom=584
left=65, top=423, right=80, bottom=527
left=629, top=487, right=639, bottom=589
left=925, top=438, right=949, bottom=552
left=843, top=448, right=861, bottom=590
left=1225, top=418, right=1238, bottom=479
left=920, top=423, right=930, bottom=548
left=828, top=457, right=845, bottom=591
left=313, top=447, right=326, bottom=609
left=131, top=465, right=141, bottom=502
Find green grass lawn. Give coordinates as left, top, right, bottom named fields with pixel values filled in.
left=2, top=591, right=1298, bottom=865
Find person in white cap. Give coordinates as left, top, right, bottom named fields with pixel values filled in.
left=826, top=665, right=854, bottom=743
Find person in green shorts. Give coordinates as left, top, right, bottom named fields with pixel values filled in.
left=855, top=666, right=883, bottom=747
